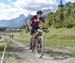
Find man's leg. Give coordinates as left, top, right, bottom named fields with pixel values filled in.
left=33, top=32, right=39, bottom=45
left=29, top=29, right=39, bottom=49
left=30, top=32, right=38, bottom=50
left=30, top=29, right=35, bottom=50
left=30, top=36, right=34, bottom=49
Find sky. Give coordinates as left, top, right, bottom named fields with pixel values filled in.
left=0, top=0, right=75, bottom=20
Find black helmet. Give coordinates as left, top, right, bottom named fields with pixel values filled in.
left=37, top=10, right=43, bottom=15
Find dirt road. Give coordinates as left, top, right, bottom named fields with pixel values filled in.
left=5, top=38, right=75, bottom=63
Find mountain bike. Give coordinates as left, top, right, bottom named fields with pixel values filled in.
left=31, top=29, right=47, bottom=58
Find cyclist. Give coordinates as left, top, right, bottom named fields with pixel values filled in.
left=28, top=10, right=48, bottom=50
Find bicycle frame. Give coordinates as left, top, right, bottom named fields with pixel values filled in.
left=31, top=29, right=45, bottom=58
left=32, top=29, right=43, bottom=45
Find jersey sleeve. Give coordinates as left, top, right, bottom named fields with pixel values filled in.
left=40, top=17, right=45, bottom=23
left=30, top=15, right=37, bottom=21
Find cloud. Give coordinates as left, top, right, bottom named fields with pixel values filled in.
left=13, top=0, right=31, bottom=8
left=0, top=7, right=29, bottom=20
left=13, top=0, right=54, bottom=7
left=0, top=0, right=56, bottom=20
left=0, top=2, right=29, bottom=20
left=0, top=0, right=75, bottom=20
left=13, top=0, right=55, bottom=14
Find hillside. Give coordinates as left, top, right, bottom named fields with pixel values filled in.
left=46, top=2, right=75, bottom=28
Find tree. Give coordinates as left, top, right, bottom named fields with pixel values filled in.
left=46, top=1, right=75, bottom=28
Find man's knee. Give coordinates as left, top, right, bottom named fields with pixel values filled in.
left=34, top=32, right=38, bottom=38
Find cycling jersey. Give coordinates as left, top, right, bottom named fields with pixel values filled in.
left=30, top=15, right=45, bottom=29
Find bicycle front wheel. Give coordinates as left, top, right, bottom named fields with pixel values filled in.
left=35, top=36, right=45, bottom=58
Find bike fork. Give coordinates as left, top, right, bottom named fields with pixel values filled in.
left=32, top=38, right=38, bottom=52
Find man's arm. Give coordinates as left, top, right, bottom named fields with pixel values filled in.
left=41, top=19, right=49, bottom=32
left=41, top=19, right=48, bottom=29
left=40, top=17, right=48, bottom=29
left=27, top=19, right=32, bottom=30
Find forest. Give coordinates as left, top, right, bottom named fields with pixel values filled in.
left=46, top=2, right=75, bottom=28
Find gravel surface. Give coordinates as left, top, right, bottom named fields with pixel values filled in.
left=3, top=40, right=75, bottom=63
left=0, top=36, right=75, bottom=63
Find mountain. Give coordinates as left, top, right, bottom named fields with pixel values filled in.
left=0, top=14, right=26, bottom=28
left=0, top=9, right=50, bottom=29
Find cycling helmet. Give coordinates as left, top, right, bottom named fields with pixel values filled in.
left=37, top=10, right=43, bottom=15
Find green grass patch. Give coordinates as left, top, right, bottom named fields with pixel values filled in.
left=14, top=32, right=30, bottom=45
left=0, top=40, right=12, bottom=51
left=13, top=27, right=75, bottom=51
left=4, top=52, right=22, bottom=63
left=0, top=44, right=12, bottom=51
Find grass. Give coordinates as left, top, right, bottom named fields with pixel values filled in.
left=44, top=27, right=75, bottom=46
left=0, top=39, right=12, bottom=51
left=0, top=44, right=12, bottom=52
left=0, top=28, right=75, bottom=62
left=14, top=32, right=30, bottom=45
left=4, top=52, right=22, bottom=63
left=12, top=27, right=75, bottom=52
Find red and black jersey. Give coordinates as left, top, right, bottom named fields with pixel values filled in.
left=30, top=15, right=45, bottom=29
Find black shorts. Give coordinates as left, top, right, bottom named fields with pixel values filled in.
left=30, top=29, right=37, bottom=35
